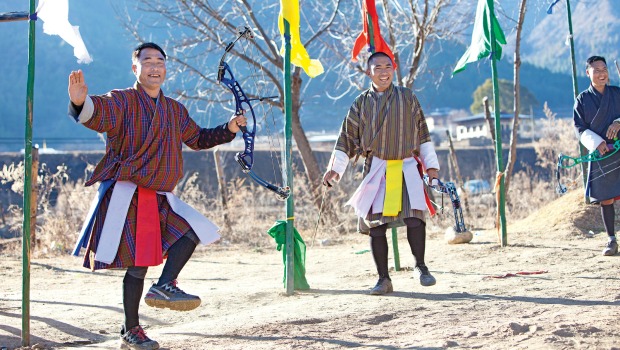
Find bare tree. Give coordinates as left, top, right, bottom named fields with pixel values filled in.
left=120, top=0, right=341, bottom=215
left=323, top=0, right=468, bottom=92
left=505, top=0, right=528, bottom=195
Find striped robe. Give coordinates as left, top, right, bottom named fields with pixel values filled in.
left=72, top=83, right=235, bottom=269
left=335, top=84, right=433, bottom=233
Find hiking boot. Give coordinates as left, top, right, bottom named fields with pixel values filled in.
left=602, top=240, right=618, bottom=256
left=144, top=280, right=201, bottom=311
left=120, top=325, right=159, bottom=350
left=369, top=277, right=393, bottom=295
left=414, top=264, right=436, bottom=286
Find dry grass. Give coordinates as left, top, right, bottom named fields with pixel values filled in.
left=0, top=108, right=598, bottom=255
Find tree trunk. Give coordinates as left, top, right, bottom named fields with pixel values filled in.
left=505, top=0, right=528, bottom=197
left=291, top=69, right=337, bottom=222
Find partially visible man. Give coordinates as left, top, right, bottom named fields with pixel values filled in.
left=323, top=52, right=439, bottom=295
left=574, top=55, right=620, bottom=256
left=69, top=42, right=246, bottom=350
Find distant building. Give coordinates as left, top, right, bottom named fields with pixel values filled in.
left=451, top=113, right=536, bottom=145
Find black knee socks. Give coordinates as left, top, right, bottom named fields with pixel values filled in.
left=123, top=272, right=144, bottom=330
left=601, top=204, right=616, bottom=238
left=369, top=223, right=389, bottom=279
left=157, top=235, right=197, bottom=286
left=406, top=221, right=426, bottom=266
left=370, top=235, right=390, bottom=279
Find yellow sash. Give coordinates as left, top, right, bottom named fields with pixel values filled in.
left=382, top=160, right=403, bottom=216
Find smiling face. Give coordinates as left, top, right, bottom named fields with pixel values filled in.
left=132, top=47, right=166, bottom=98
left=586, top=59, right=609, bottom=93
left=366, top=55, right=394, bottom=92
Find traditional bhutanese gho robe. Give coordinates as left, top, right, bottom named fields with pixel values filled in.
left=574, top=84, right=620, bottom=202
left=70, top=82, right=236, bottom=270
left=329, top=84, right=439, bottom=233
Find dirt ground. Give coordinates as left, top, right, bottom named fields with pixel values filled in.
left=1, top=190, right=619, bottom=350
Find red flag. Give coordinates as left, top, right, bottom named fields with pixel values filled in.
left=351, top=0, right=397, bottom=68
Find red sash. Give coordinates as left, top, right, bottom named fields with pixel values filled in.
left=135, top=187, right=163, bottom=266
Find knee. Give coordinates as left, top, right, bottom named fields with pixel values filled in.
left=601, top=199, right=615, bottom=206
left=404, top=217, right=425, bottom=228
left=125, top=266, right=148, bottom=281
left=184, top=230, right=200, bottom=245
left=369, top=224, right=388, bottom=237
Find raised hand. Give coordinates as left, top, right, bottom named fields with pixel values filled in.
left=68, top=69, right=88, bottom=106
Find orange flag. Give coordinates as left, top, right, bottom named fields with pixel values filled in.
left=351, top=0, right=397, bottom=68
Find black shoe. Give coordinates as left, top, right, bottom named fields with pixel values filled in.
left=414, top=264, right=436, bottom=286
left=120, top=325, right=160, bottom=350
left=370, top=277, right=393, bottom=295
left=603, top=240, right=618, bottom=256
left=144, top=280, right=201, bottom=311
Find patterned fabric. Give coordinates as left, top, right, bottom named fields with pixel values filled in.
left=78, top=83, right=235, bottom=270
left=83, top=82, right=235, bottom=192
left=573, top=85, right=620, bottom=202
left=334, top=84, right=433, bottom=232
left=84, top=184, right=192, bottom=269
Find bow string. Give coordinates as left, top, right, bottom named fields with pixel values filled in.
left=423, top=175, right=467, bottom=233
left=217, top=26, right=290, bottom=200
left=556, top=139, right=620, bottom=194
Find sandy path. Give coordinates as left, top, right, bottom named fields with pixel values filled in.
left=2, top=224, right=619, bottom=350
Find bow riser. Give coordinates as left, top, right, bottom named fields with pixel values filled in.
left=424, top=176, right=467, bottom=233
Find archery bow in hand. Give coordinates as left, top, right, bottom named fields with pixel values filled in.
left=217, top=26, right=290, bottom=200
left=556, top=139, right=620, bottom=194
left=423, top=175, right=467, bottom=233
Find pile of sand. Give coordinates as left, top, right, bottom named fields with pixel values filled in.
left=508, top=189, right=605, bottom=238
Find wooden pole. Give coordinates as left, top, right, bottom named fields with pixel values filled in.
left=482, top=96, right=496, bottom=144
left=22, top=0, right=36, bottom=345
left=488, top=0, right=508, bottom=247
left=283, top=19, right=295, bottom=295
left=213, top=149, right=231, bottom=231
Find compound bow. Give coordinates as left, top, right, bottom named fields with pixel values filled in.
left=217, top=27, right=290, bottom=200
left=423, top=175, right=467, bottom=233
left=556, top=139, right=620, bottom=194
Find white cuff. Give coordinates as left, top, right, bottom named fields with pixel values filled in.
left=580, top=129, right=605, bottom=152
left=329, top=150, right=349, bottom=182
left=78, top=96, right=94, bottom=124
left=420, top=142, right=440, bottom=170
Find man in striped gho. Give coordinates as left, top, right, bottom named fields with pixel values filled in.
left=323, top=52, right=440, bottom=296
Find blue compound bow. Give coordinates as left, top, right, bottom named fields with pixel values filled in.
left=217, top=27, right=290, bottom=200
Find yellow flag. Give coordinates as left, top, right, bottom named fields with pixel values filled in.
left=382, top=160, right=403, bottom=217
left=279, top=0, right=324, bottom=78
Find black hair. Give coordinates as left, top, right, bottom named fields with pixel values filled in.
left=586, top=55, right=606, bottom=69
left=367, top=52, right=392, bottom=68
left=132, top=42, right=167, bottom=62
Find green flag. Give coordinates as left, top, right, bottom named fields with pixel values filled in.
left=452, top=0, right=506, bottom=75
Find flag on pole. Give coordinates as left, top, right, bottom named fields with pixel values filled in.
left=351, top=0, right=396, bottom=67
left=278, top=0, right=323, bottom=78
left=452, top=0, right=505, bottom=75
left=36, top=0, right=92, bottom=64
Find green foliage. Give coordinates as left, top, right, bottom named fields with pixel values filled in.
left=470, top=79, right=539, bottom=114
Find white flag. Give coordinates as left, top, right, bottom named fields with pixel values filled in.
left=36, top=0, right=93, bottom=64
